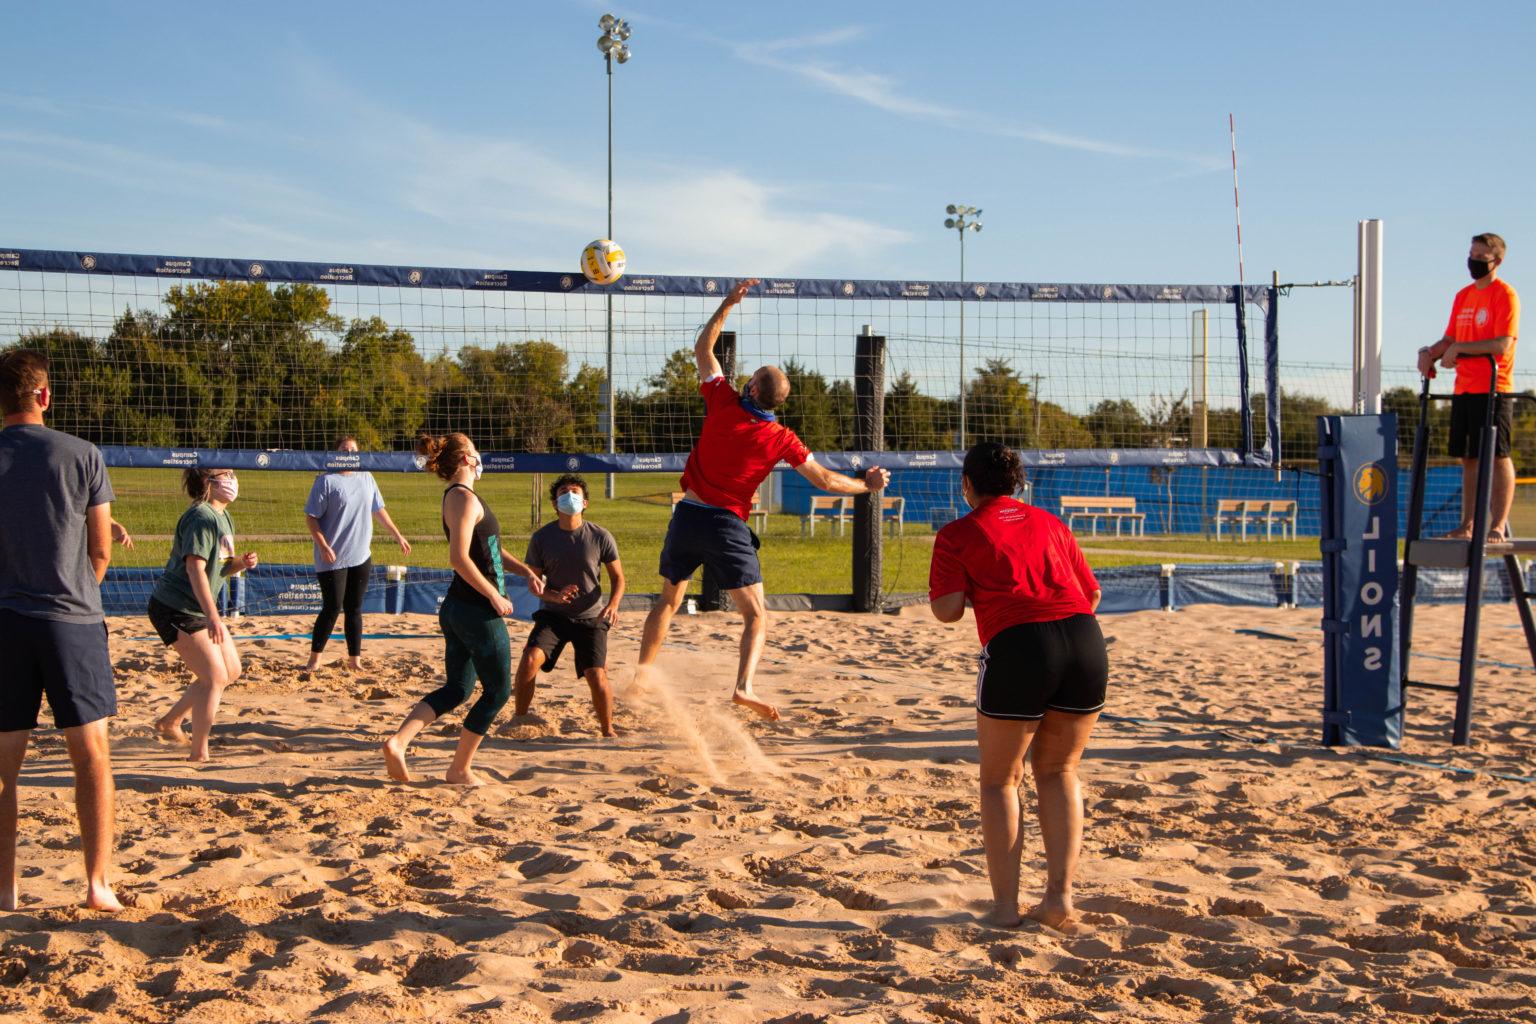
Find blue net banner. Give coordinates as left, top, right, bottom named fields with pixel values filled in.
left=3, top=246, right=1272, bottom=307
left=99, top=446, right=1260, bottom=473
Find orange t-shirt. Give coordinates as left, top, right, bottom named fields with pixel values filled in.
left=1446, top=278, right=1520, bottom=393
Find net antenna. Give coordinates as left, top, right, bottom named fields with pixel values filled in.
left=1229, top=113, right=1245, bottom=289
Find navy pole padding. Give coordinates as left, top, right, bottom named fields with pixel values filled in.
left=1318, top=414, right=1402, bottom=748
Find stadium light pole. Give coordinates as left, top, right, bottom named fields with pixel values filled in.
left=598, top=14, right=632, bottom=499
left=944, top=204, right=981, bottom=448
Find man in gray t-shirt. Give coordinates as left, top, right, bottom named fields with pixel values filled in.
left=515, top=474, right=625, bottom=736
left=0, top=349, right=122, bottom=912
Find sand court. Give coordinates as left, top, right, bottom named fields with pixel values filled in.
left=1, top=603, right=1533, bottom=1023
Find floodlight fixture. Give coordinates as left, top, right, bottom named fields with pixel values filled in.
left=942, top=202, right=984, bottom=447
left=598, top=12, right=634, bottom=497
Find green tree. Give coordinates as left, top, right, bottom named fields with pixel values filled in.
left=780, top=358, right=847, bottom=451
left=1083, top=399, right=1146, bottom=449
left=2, top=329, right=134, bottom=445
left=965, top=358, right=1033, bottom=445
left=884, top=372, right=950, bottom=450
left=337, top=317, right=430, bottom=448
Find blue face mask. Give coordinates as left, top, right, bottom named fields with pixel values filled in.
left=740, top=385, right=776, bottom=422
left=555, top=490, right=585, bottom=516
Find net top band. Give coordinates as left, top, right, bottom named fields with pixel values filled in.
left=1, top=247, right=1272, bottom=306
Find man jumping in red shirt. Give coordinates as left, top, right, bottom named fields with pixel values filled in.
left=635, top=278, right=890, bottom=720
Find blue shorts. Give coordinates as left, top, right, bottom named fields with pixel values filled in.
left=658, top=500, right=763, bottom=591
left=0, top=609, right=117, bottom=731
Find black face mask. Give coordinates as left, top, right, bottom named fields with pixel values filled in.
left=1469, top=257, right=1493, bottom=280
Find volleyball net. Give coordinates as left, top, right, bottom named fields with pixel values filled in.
left=0, top=244, right=1320, bottom=612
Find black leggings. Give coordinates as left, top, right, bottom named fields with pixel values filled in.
left=312, top=559, right=372, bottom=656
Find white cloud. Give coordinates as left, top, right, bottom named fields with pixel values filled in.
left=734, top=40, right=1225, bottom=171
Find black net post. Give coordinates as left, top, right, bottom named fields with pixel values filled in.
left=853, top=327, right=886, bottom=612
left=700, top=332, right=737, bottom=612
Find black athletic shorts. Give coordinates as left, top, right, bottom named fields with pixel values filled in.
left=0, top=609, right=117, bottom=731
left=975, top=613, right=1108, bottom=721
left=658, top=500, right=762, bottom=591
left=147, top=596, right=209, bottom=647
left=1448, top=393, right=1514, bottom=459
left=525, top=609, right=610, bottom=676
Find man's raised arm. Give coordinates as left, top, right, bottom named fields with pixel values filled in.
left=694, top=278, right=759, bottom=381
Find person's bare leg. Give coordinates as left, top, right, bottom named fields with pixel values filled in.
left=1492, top=455, right=1516, bottom=539
left=635, top=579, right=689, bottom=688
left=63, top=720, right=122, bottom=913
left=726, top=583, right=778, bottom=720
left=0, top=731, right=29, bottom=911
left=976, top=712, right=1036, bottom=927
left=1025, top=710, right=1100, bottom=934
left=165, top=631, right=229, bottom=762
left=1447, top=458, right=1478, bottom=538
left=445, top=729, right=487, bottom=786
left=585, top=668, right=615, bottom=737
left=513, top=647, right=544, bottom=717
left=383, top=701, right=436, bottom=782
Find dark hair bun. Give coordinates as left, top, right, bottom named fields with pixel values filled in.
left=962, top=441, right=1023, bottom=498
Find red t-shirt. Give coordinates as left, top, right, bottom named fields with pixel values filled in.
left=680, top=376, right=811, bottom=520
left=1446, top=278, right=1520, bottom=394
left=928, top=497, right=1099, bottom=647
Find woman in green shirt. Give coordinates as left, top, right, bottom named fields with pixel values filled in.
left=148, top=467, right=259, bottom=762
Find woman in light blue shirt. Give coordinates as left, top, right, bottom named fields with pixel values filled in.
left=303, top=436, right=411, bottom=673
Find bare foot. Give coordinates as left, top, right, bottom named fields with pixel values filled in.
left=383, top=738, right=411, bottom=782
left=0, top=886, right=16, bottom=912
left=188, top=750, right=211, bottom=764
left=1443, top=525, right=1474, bottom=540
left=1026, top=896, right=1084, bottom=935
left=444, top=767, right=485, bottom=787
left=156, top=718, right=190, bottom=745
left=982, top=905, right=1023, bottom=928
left=732, top=690, right=781, bottom=721
left=85, top=883, right=124, bottom=914
left=346, top=658, right=366, bottom=672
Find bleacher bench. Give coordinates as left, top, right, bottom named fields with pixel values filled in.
left=881, top=495, right=906, bottom=537
left=1060, top=496, right=1145, bottom=537
left=1213, top=499, right=1297, bottom=541
left=672, top=490, right=769, bottom=533
left=800, top=495, right=851, bottom=537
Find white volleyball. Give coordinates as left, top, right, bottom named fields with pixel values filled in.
left=581, top=238, right=626, bottom=285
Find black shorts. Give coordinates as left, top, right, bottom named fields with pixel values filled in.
left=658, top=500, right=762, bottom=591
left=1448, top=393, right=1514, bottom=459
left=976, top=614, right=1108, bottom=721
left=525, top=610, right=609, bottom=676
left=147, top=597, right=209, bottom=647
left=0, top=609, right=116, bottom=731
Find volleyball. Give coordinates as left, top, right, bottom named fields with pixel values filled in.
left=581, top=238, right=626, bottom=285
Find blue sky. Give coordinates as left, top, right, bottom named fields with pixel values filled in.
left=4, top=0, right=1534, bottom=383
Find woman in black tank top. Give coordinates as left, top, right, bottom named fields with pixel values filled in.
left=383, top=433, right=545, bottom=786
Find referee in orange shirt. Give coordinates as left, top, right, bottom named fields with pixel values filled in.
left=1418, top=233, right=1521, bottom=541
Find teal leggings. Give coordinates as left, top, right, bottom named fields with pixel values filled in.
left=423, top=595, right=511, bottom=735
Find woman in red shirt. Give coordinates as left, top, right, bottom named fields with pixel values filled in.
left=929, top=442, right=1106, bottom=932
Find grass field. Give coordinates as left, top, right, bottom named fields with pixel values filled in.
left=105, top=468, right=1326, bottom=595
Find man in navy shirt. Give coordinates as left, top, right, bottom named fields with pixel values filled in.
left=0, top=350, right=121, bottom=912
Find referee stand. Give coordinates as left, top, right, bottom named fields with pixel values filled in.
left=1399, top=356, right=1536, bottom=744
